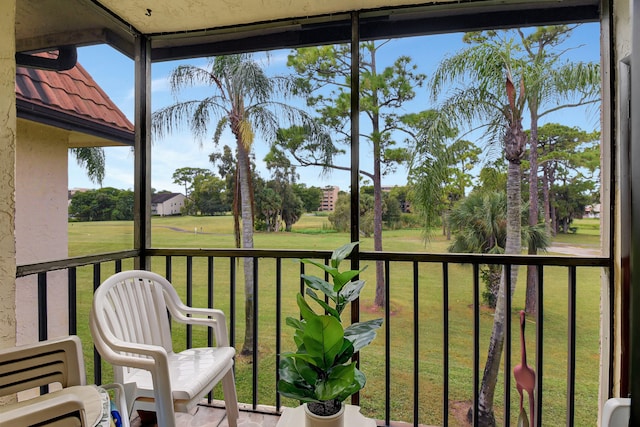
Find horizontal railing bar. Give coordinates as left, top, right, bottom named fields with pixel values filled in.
left=16, top=249, right=140, bottom=277
left=358, top=251, right=609, bottom=267
left=16, top=248, right=609, bottom=278
left=148, top=248, right=609, bottom=267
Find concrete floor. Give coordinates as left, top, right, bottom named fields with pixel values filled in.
left=130, top=405, right=280, bottom=427
left=128, top=405, right=431, bottom=427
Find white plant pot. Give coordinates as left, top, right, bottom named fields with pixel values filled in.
left=304, top=403, right=345, bottom=427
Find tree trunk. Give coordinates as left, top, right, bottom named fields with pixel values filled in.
left=549, top=167, right=557, bottom=236
left=373, top=137, right=385, bottom=307
left=442, top=212, right=447, bottom=237
left=473, top=89, right=526, bottom=423
left=472, top=159, right=522, bottom=426
left=525, top=110, right=539, bottom=314
left=237, top=141, right=255, bottom=356
left=542, top=166, right=551, bottom=236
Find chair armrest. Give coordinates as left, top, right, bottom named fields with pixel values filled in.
left=0, top=387, right=97, bottom=427
left=90, top=316, right=170, bottom=371
left=164, top=300, right=230, bottom=347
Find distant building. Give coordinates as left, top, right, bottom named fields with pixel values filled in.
left=152, top=193, right=186, bottom=216
left=585, top=204, right=601, bottom=219
left=381, top=185, right=411, bottom=213
left=68, top=188, right=91, bottom=207
left=319, top=186, right=339, bottom=212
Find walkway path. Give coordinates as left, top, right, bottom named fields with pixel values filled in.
left=547, top=242, right=601, bottom=256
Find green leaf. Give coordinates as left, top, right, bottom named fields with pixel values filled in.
left=333, top=338, right=355, bottom=365
left=296, top=293, right=319, bottom=321
left=315, top=363, right=355, bottom=401
left=301, top=258, right=339, bottom=278
left=278, top=357, right=321, bottom=402
left=332, top=269, right=363, bottom=291
left=285, top=316, right=305, bottom=332
left=302, top=275, right=336, bottom=299
left=294, top=357, right=319, bottom=386
left=344, top=318, right=383, bottom=352
left=286, top=352, right=319, bottom=367
left=330, top=242, right=359, bottom=268
left=277, top=378, right=317, bottom=402
left=306, top=289, right=340, bottom=319
left=315, top=362, right=367, bottom=402
left=303, top=315, right=345, bottom=369
left=338, top=279, right=365, bottom=304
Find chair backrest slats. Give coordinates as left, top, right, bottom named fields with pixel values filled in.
left=0, top=336, right=85, bottom=397
left=99, top=274, right=173, bottom=353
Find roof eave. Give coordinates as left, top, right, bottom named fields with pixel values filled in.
left=17, top=98, right=134, bottom=147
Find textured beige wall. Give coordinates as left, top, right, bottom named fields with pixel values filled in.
left=0, top=0, right=16, bottom=350
left=15, top=121, right=69, bottom=345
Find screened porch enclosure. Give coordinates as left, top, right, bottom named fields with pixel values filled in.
left=11, top=0, right=625, bottom=426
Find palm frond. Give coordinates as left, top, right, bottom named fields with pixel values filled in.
left=71, top=147, right=105, bottom=185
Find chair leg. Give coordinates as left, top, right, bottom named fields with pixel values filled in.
left=153, top=380, right=177, bottom=427
left=222, top=369, right=239, bottom=427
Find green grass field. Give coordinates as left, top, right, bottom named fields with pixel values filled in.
left=68, top=215, right=603, bottom=426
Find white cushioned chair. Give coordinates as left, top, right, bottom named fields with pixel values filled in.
left=0, top=335, right=129, bottom=427
left=89, top=270, right=238, bottom=427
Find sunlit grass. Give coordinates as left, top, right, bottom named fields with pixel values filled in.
left=68, top=215, right=602, bottom=426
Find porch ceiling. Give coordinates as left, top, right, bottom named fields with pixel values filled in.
left=16, top=0, right=600, bottom=61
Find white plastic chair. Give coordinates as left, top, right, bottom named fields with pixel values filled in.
left=601, top=398, right=631, bottom=427
left=0, top=335, right=129, bottom=427
left=89, top=270, right=239, bottom=427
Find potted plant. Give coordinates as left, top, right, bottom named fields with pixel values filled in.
left=278, top=242, right=383, bottom=427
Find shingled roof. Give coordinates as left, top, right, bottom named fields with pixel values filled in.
left=15, top=53, right=134, bottom=145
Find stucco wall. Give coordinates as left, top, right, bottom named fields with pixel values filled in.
left=15, top=120, right=69, bottom=345
left=0, top=0, right=16, bottom=350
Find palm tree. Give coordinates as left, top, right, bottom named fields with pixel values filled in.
left=152, top=53, right=310, bottom=355
left=425, top=36, right=527, bottom=426
left=515, top=26, right=600, bottom=314
left=71, top=147, right=105, bottom=185
left=448, top=191, right=549, bottom=308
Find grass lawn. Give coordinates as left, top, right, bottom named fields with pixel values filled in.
left=68, top=214, right=603, bottom=426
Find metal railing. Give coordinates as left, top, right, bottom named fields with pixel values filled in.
left=17, top=248, right=611, bottom=426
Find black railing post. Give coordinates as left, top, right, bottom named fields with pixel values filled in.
left=384, top=259, right=391, bottom=426
left=349, top=10, right=361, bottom=407
left=276, top=257, right=282, bottom=411
left=229, top=257, right=236, bottom=348
left=165, top=255, right=172, bottom=282
left=186, top=256, right=193, bottom=348
left=504, top=264, right=512, bottom=426
left=472, top=263, right=480, bottom=427
left=93, top=263, right=102, bottom=385
left=413, top=261, right=419, bottom=426
left=536, top=265, right=544, bottom=427
left=38, top=272, right=47, bottom=341
left=252, top=257, right=259, bottom=410
left=567, top=266, right=577, bottom=427
left=443, top=262, right=450, bottom=426
left=38, top=272, right=48, bottom=395
left=207, top=256, right=214, bottom=404
left=68, top=267, right=76, bottom=335
left=208, top=256, right=214, bottom=346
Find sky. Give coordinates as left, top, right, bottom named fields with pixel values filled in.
left=69, top=23, right=601, bottom=194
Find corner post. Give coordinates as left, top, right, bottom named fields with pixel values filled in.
left=134, top=35, right=151, bottom=269
left=349, top=10, right=361, bottom=406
